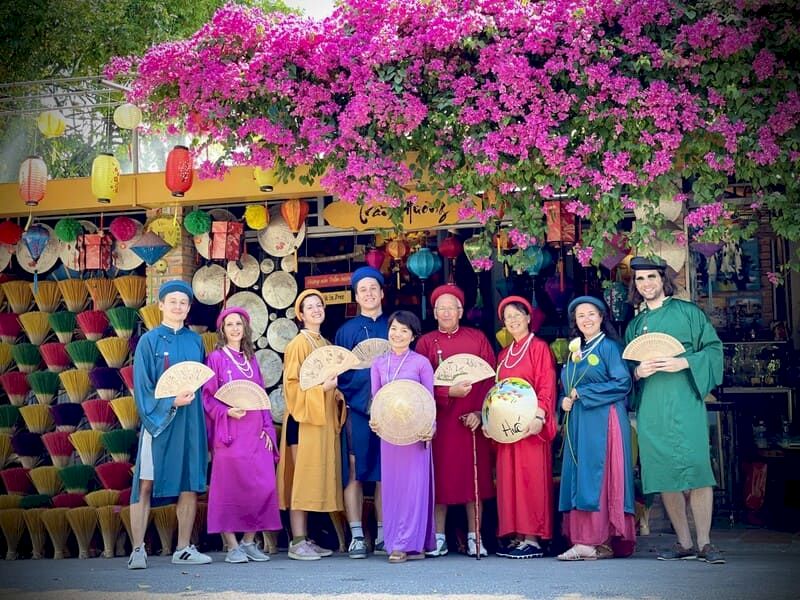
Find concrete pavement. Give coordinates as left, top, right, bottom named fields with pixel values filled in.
left=1, top=527, right=798, bottom=600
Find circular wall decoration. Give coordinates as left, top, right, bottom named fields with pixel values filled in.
left=227, top=254, right=260, bottom=288
left=0, top=244, right=11, bottom=272
left=256, top=348, right=283, bottom=389
left=191, top=264, right=230, bottom=305
left=113, top=220, right=145, bottom=270
left=257, top=205, right=306, bottom=257
left=261, top=271, right=297, bottom=309
left=267, top=317, right=298, bottom=353
left=269, top=386, right=286, bottom=424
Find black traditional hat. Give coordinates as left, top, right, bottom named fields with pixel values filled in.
left=630, top=256, right=667, bottom=271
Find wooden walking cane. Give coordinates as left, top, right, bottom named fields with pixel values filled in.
left=471, top=427, right=481, bottom=561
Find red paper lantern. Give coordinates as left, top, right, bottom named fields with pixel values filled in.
left=165, top=145, right=193, bottom=197
left=280, top=199, right=309, bottom=233
left=365, top=247, right=386, bottom=271
left=18, top=156, right=47, bottom=206
left=438, top=235, right=462, bottom=260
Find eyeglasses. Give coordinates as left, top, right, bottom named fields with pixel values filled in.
left=434, top=306, right=461, bottom=314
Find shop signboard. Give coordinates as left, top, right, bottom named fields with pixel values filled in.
left=323, top=198, right=459, bottom=231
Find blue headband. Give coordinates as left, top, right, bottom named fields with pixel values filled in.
left=158, top=279, right=194, bottom=302
left=351, top=266, right=384, bottom=289
left=568, top=295, right=607, bottom=316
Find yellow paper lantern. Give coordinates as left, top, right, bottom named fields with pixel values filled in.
left=254, top=167, right=275, bottom=192
left=113, top=103, right=142, bottom=130
left=244, top=204, right=269, bottom=230
left=91, top=153, right=121, bottom=204
left=36, top=110, right=66, bottom=138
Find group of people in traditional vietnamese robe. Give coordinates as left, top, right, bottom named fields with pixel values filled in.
left=128, top=250, right=726, bottom=568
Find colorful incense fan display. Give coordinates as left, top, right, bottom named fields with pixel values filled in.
left=0, top=342, right=12, bottom=373
left=66, top=340, right=100, bottom=371
left=59, top=464, right=96, bottom=494
left=106, top=306, right=138, bottom=339
left=19, top=312, right=52, bottom=345
left=27, top=371, right=61, bottom=405
left=100, top=429, right=136, bottom=462
left=40, top=342, right=72, bottom=373
left=138, top=303, right=161, bottom=330
left=113, top=275, right=146, bottom=309
left=1, top=281, right=33, bottom=313
left=11, top=431, right=44, bottom=468
left=0, top=405, right=21, bottom=434
left=42, top=431, right=74, bottom=467
left=67, top=506, right=98, bottom=559
left=58, top=369, right=92, bottom=403
left=1, top=372, right=30, bottom=406
left=95, top=337, right=129, bottom=369
left=89, top=368, right=123, bottom=401
left=85, top=278, right=118, bottom=311
left=119, top=366, right=134, bottom=395
left=0, top=313, right=21, bottom=344
left=57, top=279, right=89, bottom=313
left=83, top=399, right=118, bottom=431
left=76, top=311, right=108, bottom=342
left=19, top=404, right=55, bottom=434
left=50, top=403, right=84, bottom=432
left=95, top=461, right=133, bottom=490
left=29, top=465, right=63, bottom=496
left=31, top=281, right=62, bottom=312
left=69, top=430, right=103, bottom=465
left=48, top=312, right=77, bottom=344
left=109, top=396, right=138, bottom=430
left=11, top=343, right=42, bottom=373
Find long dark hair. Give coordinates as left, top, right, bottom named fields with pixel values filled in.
left=216, top=316, right=256, bottom=360
left=387, top=310, right=422, bottom=338
left=568, top=302, right=621, bottom=343
left=627, top=268, right=677, bottom=306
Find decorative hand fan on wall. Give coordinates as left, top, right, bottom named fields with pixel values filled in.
left=214, top=380, right=271, bottom=411
left=622, top=333, right=685, bottom=361
left=298, top=346, right=360, bottom=391
left=154, top=362, right=214, bottom=398
left=433, top=353, right=495, bottom=386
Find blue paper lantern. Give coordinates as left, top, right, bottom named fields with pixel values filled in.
left=523, top=245, right=552, bottom=277
left=406, top=247, right=440, bottom=319
left=22, top=224, right=51, bottom=291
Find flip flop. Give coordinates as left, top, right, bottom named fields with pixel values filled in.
left=389, top=551, right=407, bottom=564
left=557, top=546, right=598, bottom=561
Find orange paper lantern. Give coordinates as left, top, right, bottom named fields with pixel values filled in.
left=280, top=199, right=309, bottom=233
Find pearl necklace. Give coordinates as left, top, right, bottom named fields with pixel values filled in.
left=223, top=345, right=254, bottom=378
left=501, top=332, right=534, bottom=370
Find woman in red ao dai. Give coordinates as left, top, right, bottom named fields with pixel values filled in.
left=491, top=296, right=556, bottom=558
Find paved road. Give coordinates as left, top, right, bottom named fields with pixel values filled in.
left=1, top=530, right=798, bottom=600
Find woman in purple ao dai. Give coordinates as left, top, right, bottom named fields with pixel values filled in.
left=370, top=310, right=436, bottom=563
left=202, top=307, right=281, bottom=564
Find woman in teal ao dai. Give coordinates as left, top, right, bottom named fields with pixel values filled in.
left=558, top=296, right=636, bottom=561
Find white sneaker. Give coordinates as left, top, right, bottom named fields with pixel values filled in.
left=240, top=541, right=270, bottom=562
left=225, top=546, right=248, bottom=564
left=425, top=537, right=448, bottom=557
left=172, top=544, right=212, bottom=565
left=467, top=537, right=488, bottom=557
left=127, top=545, right=147, bottom=569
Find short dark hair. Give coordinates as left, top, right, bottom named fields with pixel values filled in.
left=568, top=305, right=621, bottom=343
left=627, top=268, right=677, bottom=306
left=387, top=310, right=422, bottom=337
left=501, top=301, right=531, bottom=318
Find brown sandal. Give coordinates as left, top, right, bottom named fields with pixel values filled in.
left=596, top=544, right=614, bottom=559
